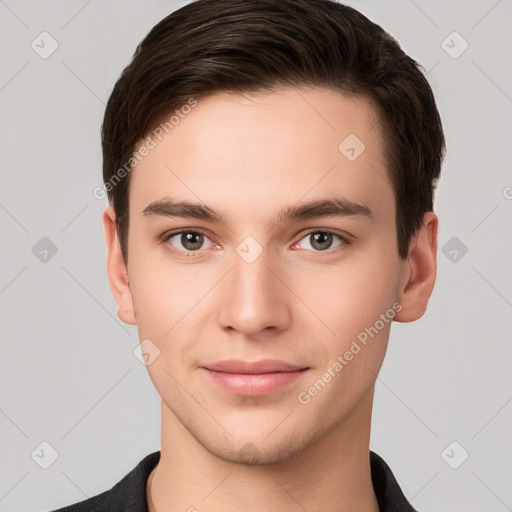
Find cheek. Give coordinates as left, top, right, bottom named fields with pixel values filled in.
left=289, top=250, right=400, bottom=340
left=130, top=264, right=203, bottom=340
left=298, top=264, right=398, bottom=399
left=128, top=238, right=232, bottom=358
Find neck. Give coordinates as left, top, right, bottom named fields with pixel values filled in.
left=147, top=388, right=379, bottom=512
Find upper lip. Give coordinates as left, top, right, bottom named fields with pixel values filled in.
left=203, top=359, right=308, bottom=374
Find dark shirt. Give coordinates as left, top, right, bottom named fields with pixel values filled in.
left=49, top=450, right=418, bottom=511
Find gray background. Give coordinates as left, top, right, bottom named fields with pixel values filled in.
left=1, top=1, right=511, bottom=511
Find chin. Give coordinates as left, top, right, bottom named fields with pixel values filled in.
left=198, top=424, right=320, bottom=466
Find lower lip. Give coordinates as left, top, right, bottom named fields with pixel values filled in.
left=202, top=368, right=309, bottom=396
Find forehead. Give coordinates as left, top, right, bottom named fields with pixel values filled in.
left=128, top=86, right=392, bottom=224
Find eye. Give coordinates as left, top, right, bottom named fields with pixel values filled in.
left=163, top=230, right=216, bottom=255
left=161, top=228, right=350, bottom=257
left=293, top=230, right=349, bottom=252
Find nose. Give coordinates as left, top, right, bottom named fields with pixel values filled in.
left=217, top=246, right=291, bottom=337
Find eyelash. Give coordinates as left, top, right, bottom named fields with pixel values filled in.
left=160, top=228, right=351, bottom=258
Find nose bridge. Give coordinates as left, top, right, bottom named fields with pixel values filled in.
left=217, top=238, right=288, bottom=335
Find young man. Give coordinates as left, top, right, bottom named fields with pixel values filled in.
left=52, top=0, right=445, bottom=510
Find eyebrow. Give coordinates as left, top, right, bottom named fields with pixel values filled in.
left=142, top=196, right=372, bottom=224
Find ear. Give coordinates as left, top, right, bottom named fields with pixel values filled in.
left=103, top=205, right=137, bottom=325
left=394, top=211, right=438, bottom=323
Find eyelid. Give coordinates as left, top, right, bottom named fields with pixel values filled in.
left=297, top=227, right=353, bottom=243
left=160, top=227, right=211, bottom=240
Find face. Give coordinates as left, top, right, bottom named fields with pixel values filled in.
left=105, top=86, right=436, bottom=464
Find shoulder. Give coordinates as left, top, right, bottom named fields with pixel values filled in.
left=370, top=450, right=419, bottom=512
left=47, top=451, right=160, bottom=512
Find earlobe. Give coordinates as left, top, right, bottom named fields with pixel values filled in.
left=394, top=211, right=438, bottom=323
left=103, top=205, right=137, bottom=325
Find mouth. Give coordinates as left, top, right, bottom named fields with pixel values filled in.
left=201, top=359, right=310, bottom=396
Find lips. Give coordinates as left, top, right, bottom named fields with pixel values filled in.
left=201, top=359, right=310, bottom=396
left=203, top=359, right=307, bottom=374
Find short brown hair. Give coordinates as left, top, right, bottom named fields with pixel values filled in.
left=101, top=0, right=445, bottom=262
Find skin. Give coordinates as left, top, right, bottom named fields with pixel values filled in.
left=103, top=86, right=437, bottom=512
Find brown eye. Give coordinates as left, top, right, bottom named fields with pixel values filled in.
left=165, top=231, right=213, bottom=254
left=294, top=230, right=348, bottom=253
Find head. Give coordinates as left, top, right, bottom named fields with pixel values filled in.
left=102, top=0, right=445, bottom=464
